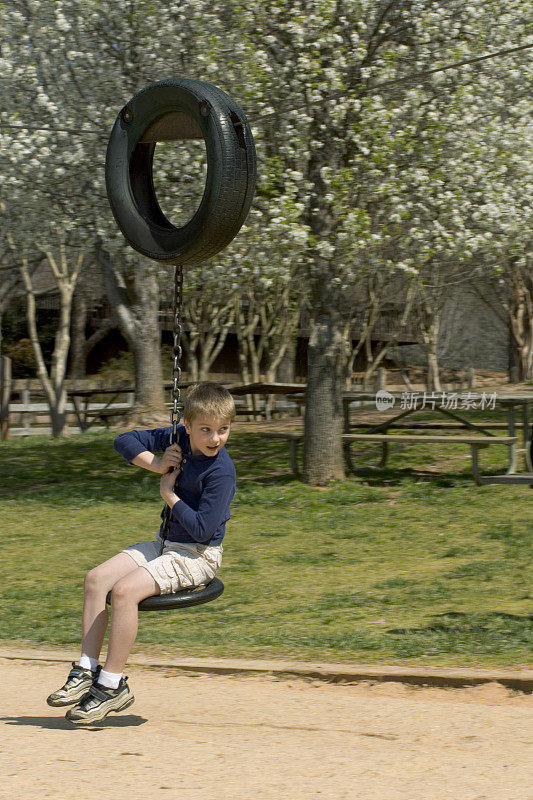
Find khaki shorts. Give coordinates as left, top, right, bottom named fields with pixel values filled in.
left=122, top=535, right=223, bottom=595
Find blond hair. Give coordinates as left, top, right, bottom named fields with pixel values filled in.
left=183, top=382, right=236, bottom=423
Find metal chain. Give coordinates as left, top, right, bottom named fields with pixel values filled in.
left=161, top=263, right=184, bottom=538
left=170, top=264, right=184, bottom=441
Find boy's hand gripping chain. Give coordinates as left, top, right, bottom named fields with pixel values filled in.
left=160, top=264, right=184, bottom=538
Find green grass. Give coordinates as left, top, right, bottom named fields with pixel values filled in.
left=0, top=430, right=531, bottom=668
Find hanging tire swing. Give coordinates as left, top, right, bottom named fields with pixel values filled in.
left=105, top=577, right=225, bottom=611
left=105, top=79, right=256, bottom=611
left=105, top=77, right=256, bottom=265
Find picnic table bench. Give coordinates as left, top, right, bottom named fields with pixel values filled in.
left=68, top=382, right=201, bottom=430
left=253, top=388, right=533, bottom=485
left=228, top=382, right=307, bottom=419
left=254, top=430, right=521, bottom=483
left=67, top=387, right=135, bottom=430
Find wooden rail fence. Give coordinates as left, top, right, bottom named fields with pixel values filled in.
left=1, top=376, right=136, bottom=438
left=1, top=366, right=484, bottom=439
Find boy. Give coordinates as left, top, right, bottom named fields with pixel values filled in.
left=47, top=382, right=236, bottom=725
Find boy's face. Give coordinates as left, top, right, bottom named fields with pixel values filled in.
left=184, top=416, right=231, bottom=458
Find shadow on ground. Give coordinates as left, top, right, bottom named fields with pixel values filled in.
left=0, top=714, right=148, bottom=730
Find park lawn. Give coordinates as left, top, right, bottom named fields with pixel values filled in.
left=0, top=429, right=531, bottom=668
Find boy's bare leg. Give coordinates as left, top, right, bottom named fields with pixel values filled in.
left=80, top=552, right=139, bottom=663
left=103, top=567, right=160, bottom=675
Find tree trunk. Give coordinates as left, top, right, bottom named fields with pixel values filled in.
left=304, top=309, right=346, bottom=484
left=0, top=356, right=12, bottom=440
left=469, top=274, right=530, bottom=382
left=0, top=271, right=20, bottom=355
left=234, top=296, right=258, bottom=416
left=19, top=250, right=81, bottom=437
left=182, top=338, right=200, bottom=381
left=275, top=337, right=296, bottom=383
left=417, top=283, right=443, bottom=392
left=235, top=287, right=302, bottom=418
left=263, top=299, right=302, bottom=382
left=69, top=290, right=88, bottom=379
left=508, top=321, right=520, bottom=383
left=132, top=328, right=166, bottom=413
left=508, top=262, right=533, bottom=381
left=423, top=316, right=442, bottom=392
left=197, top=316, right=235, bottom=381
left=99, top=246, right=166, bottom=416
left=181, top=288, right=235, bottom=382
left=132, top=264, right=166, bottom=413
left=362, top=342, right=390, bottom=390
left=426, top=347, right=442, bottom=392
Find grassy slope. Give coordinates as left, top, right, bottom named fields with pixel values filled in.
left=0, top=429, right=531, bottom=667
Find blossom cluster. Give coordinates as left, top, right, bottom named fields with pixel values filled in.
left=0, top=0, right=531, bottom=366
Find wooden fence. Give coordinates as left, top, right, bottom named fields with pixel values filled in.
left=1, top=374, right=300, bottom=437
left=1, top=371, right=135, bottom=438
left=0, top=364, right=482, bottom=439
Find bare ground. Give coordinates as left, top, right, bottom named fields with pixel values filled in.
left=1, top=657, right=532, bottom=800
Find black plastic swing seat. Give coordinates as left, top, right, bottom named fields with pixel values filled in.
left=105, top=577, right=224, bottom=611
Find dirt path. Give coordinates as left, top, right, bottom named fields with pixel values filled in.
left=1, top=657, right=532, bottom=800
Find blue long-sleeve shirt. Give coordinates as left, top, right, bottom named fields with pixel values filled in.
left=113, top=425, right=236, bottom=546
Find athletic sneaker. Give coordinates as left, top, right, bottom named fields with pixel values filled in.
left=65, top=678, right=134, bottom=725
left=46, top=662, right=101, bottom=707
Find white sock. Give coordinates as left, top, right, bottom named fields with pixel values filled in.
left=78, top=655, right=99, bottom=672
left=97, top=669, right=122, bottom=689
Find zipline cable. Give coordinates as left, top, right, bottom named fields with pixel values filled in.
left=1, top=41, right=531, bottom=138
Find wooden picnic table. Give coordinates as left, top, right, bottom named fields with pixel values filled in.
left=66, top=386, right=135, bottom=431
left=65, top=381, right=532, bottom=485
left=67, top=382, right=307, bottom=429
left=67, top=382, right=198, bottom=430
left=255, top=388, right=532, bottom=485
left=342, top=390, right=533, bottom=485
left=227, top=382, right=307, bottom=420
left=227, top=382, right=307, bottom=395
left=226, top=381, right=307, bottom=396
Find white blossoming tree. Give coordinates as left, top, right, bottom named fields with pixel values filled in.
left=224, top=0, right=532, bottom=481
left=0, top=2, right=211, bottom=422
left=0, top=0, right=311, bottom=426
left=0, top=117, right=86, bottom=436
left=1, top=0, right=530, bottom=469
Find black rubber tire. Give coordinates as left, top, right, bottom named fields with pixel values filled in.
left=105, top=78, right=256, bottom=266
left=105, top=577, right=224, bottom=611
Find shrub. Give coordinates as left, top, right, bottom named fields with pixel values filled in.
left=6, top=338, right=36, bottom=377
